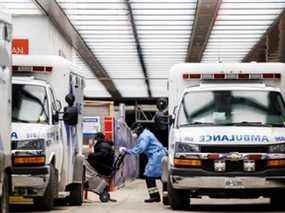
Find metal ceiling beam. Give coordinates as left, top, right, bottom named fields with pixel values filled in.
left=279, top=13, right=285, bottom=62
left=33, top=0, right=122, bottom=100
left=185, top=0, right=222, bottom=62
left=124, top=0, right=152, bottom=97
left=242, top=9, right=285, bottom=62
left=85, top=97, right=163, bottom=106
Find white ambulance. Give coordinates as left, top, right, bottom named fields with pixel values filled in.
left=0, top=9, right=12, bottom=213
left=10, top=55, right=85, bottom=210
left=163, top=63, right=285, bottom=210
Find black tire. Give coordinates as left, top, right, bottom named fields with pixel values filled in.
left=0, top=173, right=10, bottom=213
left=270, top=196, right=284, bottom=210
left=162, top=196, right=170, bottom=206
left=99, top=189, right=110, bottom=203
left=68, top=184, right=84, bottom=206
left=162, top=182, right=169, bottom=206
left=167, top=176, right=190, bottom=210
left=68, top=169, right=85, bottom=206
left=34, top=164, right=56, bottom=211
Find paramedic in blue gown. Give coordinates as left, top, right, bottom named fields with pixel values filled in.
left=119, top=123, right=167, bottom=203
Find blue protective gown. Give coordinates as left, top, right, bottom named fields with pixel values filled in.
left=128, top=129, right=167, bottom=177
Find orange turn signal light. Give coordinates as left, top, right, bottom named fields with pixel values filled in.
left=174, top=159, right=202, bottom=167
left=13, top=156, right=45, bottom=165
left=267, top=159, right=285, bottom=168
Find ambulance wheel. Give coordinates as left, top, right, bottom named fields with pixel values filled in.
left=162, top=182, right=169, bottom=206
left=168, top=176, right=190, bottom=210
left=34, top=165, right=56, bottom=211
left=0, top=173, right=10, bottom=213
left=68, top=184, right=84, bottom=206
left=68, top=170, right=85, bottom=206
left=162, top=196, right=169, bottom=206
left=99, top=189, right=110, bottom=203
left=270, top=196, right=284, bottom=210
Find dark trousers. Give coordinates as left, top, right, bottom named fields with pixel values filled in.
left=145, top=177, right=160, bottom=199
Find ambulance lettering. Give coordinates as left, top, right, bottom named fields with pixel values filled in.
left=26, top=132, right=37, bottom=139
left=184, top=136, right=194, bottom=142
left=200, top=135, right=269, bottom=142
left=11, top=132, right=18, bottom=139
left=275, top=136, right=285, bottom=142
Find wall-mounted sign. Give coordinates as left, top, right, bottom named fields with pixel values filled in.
left=12, top=39, right=29, bottom=55
left=83, top=116, right=101, bottom=135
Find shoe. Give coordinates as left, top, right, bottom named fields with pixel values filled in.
left=144, top=197, right=161, bottom=203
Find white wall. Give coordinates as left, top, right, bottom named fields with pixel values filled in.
left=12, top=15, right=110, bottom=97
left=12, top=15, right=73, bottom=60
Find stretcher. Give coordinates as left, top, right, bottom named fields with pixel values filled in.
left=84, top=152, right=126, bottom=202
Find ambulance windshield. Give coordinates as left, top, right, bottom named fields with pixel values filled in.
left=178, top=90, right=285, bottom=127
left=12, top=84, right=49, bottom=124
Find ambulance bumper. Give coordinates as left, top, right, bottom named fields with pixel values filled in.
left=171, top=175, right=285, bottom=190
left=11, top=166, right=50, bottom=197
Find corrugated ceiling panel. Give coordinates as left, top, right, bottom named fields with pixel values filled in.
left=72, top=53, right=111, bottom=97
left=112, top=79, right=148, bottom=97
left=202, top=0, right=285, bottom=62
left=54, top=0, right=284, bottom=97
left=84, top=79, right=112, bottom=98
left=132, top=0, right=197, bottom=96
left=57, top=0, right=148, bottom=97
left=72, top=54, right=95, bottom=78
left=150, top=79, right=168, bottom=97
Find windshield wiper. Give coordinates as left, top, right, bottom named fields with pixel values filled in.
left=180, top=122, right=216, bottom=127
left=180, top=121, right=285, bottom=127
left=12, top=117, right=30, bottom=123
left=263, top=123, right=285, bottom=127
left=224, top=122, right=264, bottom=126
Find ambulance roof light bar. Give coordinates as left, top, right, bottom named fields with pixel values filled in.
left=182, top=73, right=281, bottom=80
left=12, top=65, right=53, bottom=73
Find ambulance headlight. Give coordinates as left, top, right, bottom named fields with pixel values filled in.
left=175, top=142, right=200, bottom=153
left=269, top=144, right=285, bottom=153
left=12, top=139, right=45, bottom=151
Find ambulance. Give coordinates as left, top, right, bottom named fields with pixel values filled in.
left=0, top=9, right=12, bottom=213
left=163, top=63, right=285, bottom=210
left=10, top=55, right=85, bottom=210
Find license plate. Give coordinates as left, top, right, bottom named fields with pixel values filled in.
left=9, top=196, right=33, bottom=204
left=225, top=178, right=243, bottom=188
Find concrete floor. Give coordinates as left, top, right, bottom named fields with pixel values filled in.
left=11, top=180, right=284, bottom=213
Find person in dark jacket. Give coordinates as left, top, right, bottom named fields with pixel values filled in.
left=87, top=132, right=115, bottom=176
left=153, top=98, right=169, bottom=148
left=120, top=123, right=167, bottom=203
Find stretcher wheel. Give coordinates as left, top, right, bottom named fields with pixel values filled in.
left=99, top=189, right=110, bottom=203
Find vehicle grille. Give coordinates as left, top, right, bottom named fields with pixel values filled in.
left=202, top=160, right=267, bottom=172
left=200, top=145, right=269, bottom=153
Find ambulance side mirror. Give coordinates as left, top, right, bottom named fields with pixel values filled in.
left=52, top=111, right=59, bottom=124
left=169, top=105, right=177, bottom=125
left=63, top=106, right=78, bottom=126
left=63, top=94, right=78, bottom=126
left=52, top=100, right=62, bottom=124
left=65, top=93, right=75, bottom=107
